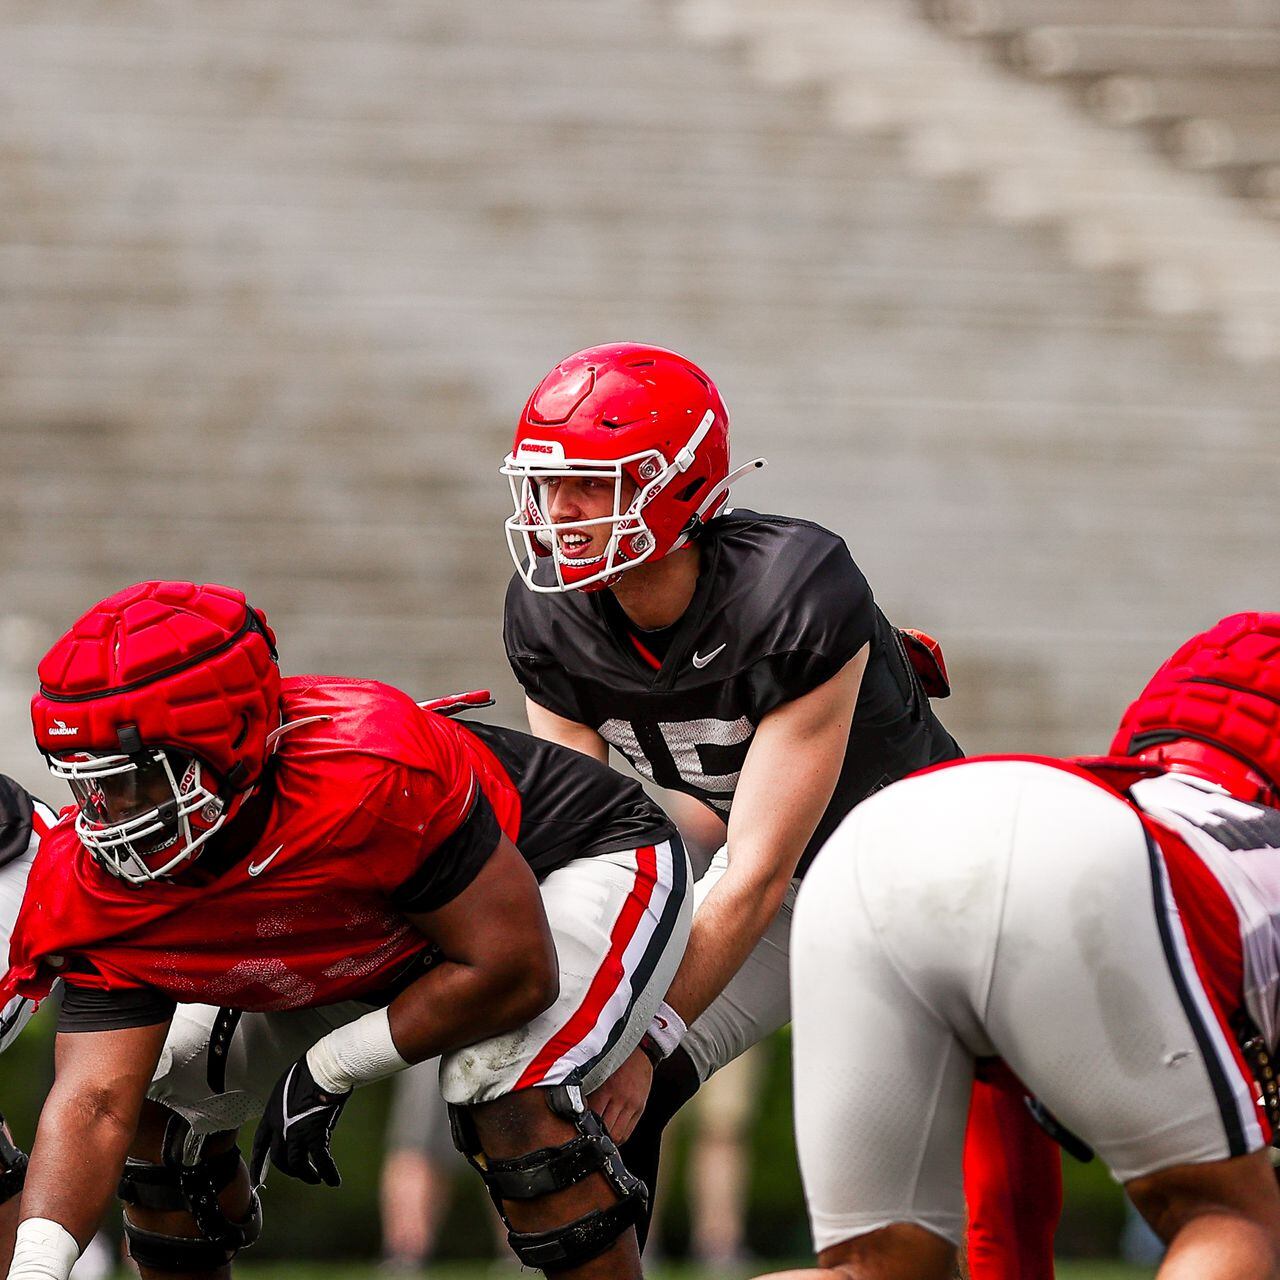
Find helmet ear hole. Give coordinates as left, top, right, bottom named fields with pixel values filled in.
left=232, top=712, right=250, bottom=751
left=675, top=477, right=706, bottom=504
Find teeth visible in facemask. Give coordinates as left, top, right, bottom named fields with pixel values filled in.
left=558, top=533, right=603, bottom=565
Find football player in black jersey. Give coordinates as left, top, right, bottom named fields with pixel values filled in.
left=500, top=344, right=1062, bottom=1280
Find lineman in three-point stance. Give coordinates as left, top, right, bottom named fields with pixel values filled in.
left=762, top=613, right=1280, bottom=1280
left=3, top=580, right=690, bottom=1280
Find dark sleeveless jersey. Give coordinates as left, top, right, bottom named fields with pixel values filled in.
left=504, top=509, right=962, bottom=876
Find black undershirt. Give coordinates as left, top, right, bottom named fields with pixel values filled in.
left=600, top=594, right=684, bottom=670
left=59, top=983, right=176, bottom=1032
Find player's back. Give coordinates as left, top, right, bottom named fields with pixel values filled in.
left=802, top=758, right=1149, bottom=1021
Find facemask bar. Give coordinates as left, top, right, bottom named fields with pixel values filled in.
left=501, top=456, right=660, bottom=594
left=501, top=412, right=725, bottom=594
left=49, top=749, right=227, bottom=884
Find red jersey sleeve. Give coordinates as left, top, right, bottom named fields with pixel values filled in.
left=339, top=740, right=503, bottom=913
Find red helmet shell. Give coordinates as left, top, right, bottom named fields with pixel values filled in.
left=511, top=343, right=731, bottom=583
left=32, top=581, right=281, bottom=792
left=1111, top=612, right=1280, bottom=805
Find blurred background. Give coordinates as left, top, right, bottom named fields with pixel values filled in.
left=2, top=0, right=1279, bottom=1273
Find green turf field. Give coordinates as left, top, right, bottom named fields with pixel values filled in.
left=115, top=1263, right=1153, bottom=1280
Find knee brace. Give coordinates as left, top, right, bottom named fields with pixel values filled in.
left=118, top=1115, right=261, bottom=1273
left=450, top=1085, right=647, bottom=1272
left=0, top=1111, right=28, bottom=1206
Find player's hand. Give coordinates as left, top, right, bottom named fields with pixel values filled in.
left=0, top=1112, right=29, bottom=1204
left=250, top=1056, right=351, bottom=1188
left=587, top=1045, right=654, bottom=1144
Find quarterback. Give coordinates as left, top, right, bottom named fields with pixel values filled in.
left=499, top=342, right=1059, bottom=1274
left=1, top=581, right=691, bottom=1280
left=764, top=613, right=1280, bottom=1280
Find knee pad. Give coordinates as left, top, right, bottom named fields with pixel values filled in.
left=450, top=1084, right=647, bottom=1272
left=118, top=1115, right=261, bottom=1273
left=0, top=1112, right=28, bottom=1206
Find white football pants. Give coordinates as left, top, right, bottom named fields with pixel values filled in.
left=790, top=759, right=1264, bottom=1252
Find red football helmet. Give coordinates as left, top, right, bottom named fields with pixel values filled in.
left=501, top=342, right=765, bottom=592
left=32, top=581, right=281, bottom=883
left=1111, top=612, right=1280, bottom=808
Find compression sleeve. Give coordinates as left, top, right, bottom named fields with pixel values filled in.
left=57, top=983, right=175, bottom=1033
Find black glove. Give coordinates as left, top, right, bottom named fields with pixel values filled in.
left=250, top=1056, right=351, bottom=1188
left=0, top=1111, right=28, bottom=1205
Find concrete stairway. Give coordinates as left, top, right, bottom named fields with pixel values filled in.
left=684, top=0, right=1280, bottom=360
left=1, top=0, right=1277, bottom=797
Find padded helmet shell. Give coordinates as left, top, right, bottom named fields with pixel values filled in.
left=33, top=580, right=280, bottom=792
left=1111, top=612, right=1280, bottom=806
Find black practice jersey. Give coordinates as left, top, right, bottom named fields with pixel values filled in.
left=461, top=720, right=679, bottom=871
left=0, top=773, right=38, bottom=870
left=504, top=509, right=962, bottom=876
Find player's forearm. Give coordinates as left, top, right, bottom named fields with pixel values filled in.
left=387, top=956, right=557, bottom=1065
left=661, top=866, right=789, bottom=1025
left=305, top=958, right=556, bottom=1097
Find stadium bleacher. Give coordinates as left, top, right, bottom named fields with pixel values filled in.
left=1, top=0, right=1277, bottom=799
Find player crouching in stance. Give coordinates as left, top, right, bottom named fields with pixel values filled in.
left=1, top=580, right=691, bottom=1280
left=759, top=612, right=1280, bottom=1280
left=0, top=775, right=60, bottom=1275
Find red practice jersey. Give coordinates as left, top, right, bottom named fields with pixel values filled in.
left=3, top=677, right=523, bottom=1012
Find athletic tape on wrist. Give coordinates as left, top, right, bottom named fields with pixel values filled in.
left=305, top=1007, right=410, bottom=1093
left=645, top=1002, right=686, bottom=1059
left=9, top=1217, right=81, bottom=1280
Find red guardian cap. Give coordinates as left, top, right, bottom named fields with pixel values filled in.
left=1111, top=612, right=1280, bottom=808
left=501, top=342, right=766, bottom=593
left=32, top=581, right=281, bottom=882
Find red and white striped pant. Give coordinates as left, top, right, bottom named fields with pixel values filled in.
left=441, top=836, right=691, bottom=1104
left=150, top=836, right=692, bottom=1131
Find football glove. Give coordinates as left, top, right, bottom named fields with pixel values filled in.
left=0, top=1111, right=28, bottom=1205
left=250, top=1056, right=351, bottom=1188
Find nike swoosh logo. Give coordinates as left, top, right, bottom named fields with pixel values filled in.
left=280, top=1064, right=332, bottom=1133
left=653, top=1014, right=669, bottom=1030
left=247, top=844, right=285, bottom=877
left=691, top=644, right=727, bottom=669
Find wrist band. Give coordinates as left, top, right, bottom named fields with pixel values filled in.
left=305, top=1007, right=410, bottom=1094
left=644, top=1001, right=687, bottom=1060
left=638, top=1033, right=665, bottom=1069
left=10, top=1218, right=81, bottom=1280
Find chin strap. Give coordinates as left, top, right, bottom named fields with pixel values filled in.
left=265, top=716, right=331, bottom=753
left=672, top=457, right=768, bottom=552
